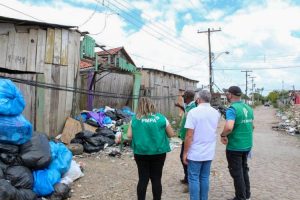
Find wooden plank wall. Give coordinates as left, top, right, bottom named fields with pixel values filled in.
left=80, top=72, right=134, bottom=110
left=0, top=23, right=81, bottom=137
left=141, top=69, right=198, bottom=117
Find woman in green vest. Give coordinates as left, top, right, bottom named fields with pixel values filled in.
left=127, top=97, right=175, bottom=200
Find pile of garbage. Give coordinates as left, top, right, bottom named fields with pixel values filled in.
left=70, top=107, right=134, bottom=154
left=0, top=79, right=83, bottom=200
left=272, top=105, right=300, bottom=135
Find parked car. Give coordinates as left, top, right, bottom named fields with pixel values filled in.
left=264, top=102, right=270, bottom=107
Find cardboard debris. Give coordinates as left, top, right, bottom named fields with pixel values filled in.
left=61, top=117, right=97, bottom=144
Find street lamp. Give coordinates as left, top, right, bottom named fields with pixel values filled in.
left=210, top=51, right=230, bottom=92
left=211, top=51, right=230, bottom=63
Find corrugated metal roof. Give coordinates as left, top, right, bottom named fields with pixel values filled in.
left=0, top=16, right=77, bottom=29
left=141, top=67, right=199, bottom=83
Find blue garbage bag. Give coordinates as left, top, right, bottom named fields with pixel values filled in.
left=0, top=114, right=32, bottom=145
left=48, top=141, right=72, bottom=175
left=33, top=169, right=61, bottom=197
left=102, top=116, right=112, bottom=124
left=121, top=106, right=135, bottom=116
left=0, top=78, right=25, bottom=116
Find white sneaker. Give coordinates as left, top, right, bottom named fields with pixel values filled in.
left=246, top=199, right=251, bottom=200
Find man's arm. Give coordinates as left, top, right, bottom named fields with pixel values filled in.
left=221, top=120, right=235, bottom=137
left=175, top=103, right=185, bottom=112
left=183, top=129, right=193, bottom=165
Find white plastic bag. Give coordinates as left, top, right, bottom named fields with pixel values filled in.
left=61, top=160, right=84, bottom=186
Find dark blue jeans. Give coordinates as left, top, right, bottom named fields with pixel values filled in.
left=226, top=150, right=251, bottom=200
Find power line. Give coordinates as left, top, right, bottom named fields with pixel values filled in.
left=116, top=0, right=206, bottom=54
left=0, top=75, right=181, bottom=100
left=0, top=2, right=44, bottom=22
left=214, top=65, right=300, bottom=70
left=98, top=0, right=203, bottom=55
left=78, top=0, right=100, bottom=27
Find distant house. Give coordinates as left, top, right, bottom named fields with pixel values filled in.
left=291, top=91, right=300, bottom=104
left=140, top=68, right=198, bottom=116
left=0, top=16, right=82, bottom=137
left=79, top=46, right=141, bottom=111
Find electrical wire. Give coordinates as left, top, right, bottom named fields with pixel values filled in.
left=214, top=65, right=300, bottom=70
left=115, top=0, right=206, bottom=54
left=0, top=75, right=182, bottom=100
left=97, top=0, right=203, bottom=55
left=0, top=2, right=44, bottom=22
left=78, top=0, right=100, bottom=27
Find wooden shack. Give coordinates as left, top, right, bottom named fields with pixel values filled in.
left=80, top=46, right=140, bottom=111
left=140, top=68, right=198, bottom=116
left=0, top=16, right=81, bottom=137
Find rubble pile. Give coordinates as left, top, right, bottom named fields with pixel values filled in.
left=272, top=105, right=300, bottom=135
left=0, top=78, right=83, bottom=200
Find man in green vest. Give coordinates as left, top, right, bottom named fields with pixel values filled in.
left=220, top=86, right=254, bottom=200
left=175, top=90, right=196, bottom=189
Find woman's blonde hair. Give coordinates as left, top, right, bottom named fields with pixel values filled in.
left=136, top=97, right=156, bottom=118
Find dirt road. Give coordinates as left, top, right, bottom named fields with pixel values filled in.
left=70, top=106, right=300, bottom=200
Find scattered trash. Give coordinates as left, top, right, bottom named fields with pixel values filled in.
left=272, top=105, right=300, bottom=135
left=61, top=160, right=84, bottom=186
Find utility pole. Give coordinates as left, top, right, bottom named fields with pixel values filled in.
left=241, top=70, right=252, bottom=101
left=198, top=28, right=221, bottom=93
left=250, top=76, right=256, bottom=105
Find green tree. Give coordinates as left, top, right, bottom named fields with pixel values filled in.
left=267, top=90, right=279, bottom=104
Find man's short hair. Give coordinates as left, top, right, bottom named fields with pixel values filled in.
left=197, top=90, right=211, bottom=102
left=183, top=90, right=195, bottom=99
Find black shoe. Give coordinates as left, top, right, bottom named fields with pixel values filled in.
left=180, top=179, right=188, bottom=184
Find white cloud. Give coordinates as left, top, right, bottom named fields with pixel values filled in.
left=0, top=0, right=300, bottom=92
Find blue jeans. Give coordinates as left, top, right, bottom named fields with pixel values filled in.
left=188, top=160, right=212, bottom=200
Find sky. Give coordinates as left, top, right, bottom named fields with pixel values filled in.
left=1, top=0, right=300, bottom=95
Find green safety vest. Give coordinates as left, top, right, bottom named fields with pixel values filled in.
left=131, top=113, right=171, bottom=155
left=179, top=102, right=197, bottom=140
left=227, top=102, right=254, bottom=151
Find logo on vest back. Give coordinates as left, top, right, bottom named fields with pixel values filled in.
left=243, top=108, right=248, bottom=118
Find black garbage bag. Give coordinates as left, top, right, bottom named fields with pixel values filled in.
left=15, top=189, right=37, bottom=200
left=75, top=130, right=94, bottom=139
left=0, top=160, right=8, bottom=172
left=85, top=136, right=104, bottom=147
left=49, top=183, right=71, bottom=200
left=0, top=153, right=22, bottom=166
left=86, top=119, right=99, bottom=127
left=0, top=168, right=3, bottom=179
left=0, top=179, right=16, bottom=200
left=70, top=138, right=83, bottom=144
left=5, top=166, right=33, bottom=189
left=83, top=142, right=103, bottom=153
left=105, top=110, right=117, bottom=120
left=89, top=135, right=115, bottom=146
left=0, top=143, right=19, bottom=154
left=95, top=128, right=115, bottom=139
left=20, top=134, right=51, bottom=170
left=115, top=109, right=128, bottom=119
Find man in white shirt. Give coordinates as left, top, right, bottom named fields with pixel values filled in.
left=183, top=90, right=220, bottom=200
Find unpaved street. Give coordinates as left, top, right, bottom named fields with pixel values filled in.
left=70, top=106, right=300, bottom=200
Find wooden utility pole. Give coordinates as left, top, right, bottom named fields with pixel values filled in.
left=241, top=70, right=252, bottom=100
left=198, top=28, right=221, bottom=93
left=250, top=76, right=256, bottom=104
